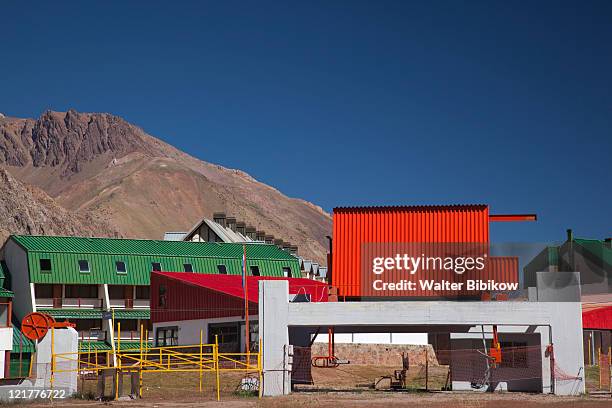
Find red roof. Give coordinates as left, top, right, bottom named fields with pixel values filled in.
left=582, top=305, right=612, bottom=330
left=153, top=272, right=328, bottom=303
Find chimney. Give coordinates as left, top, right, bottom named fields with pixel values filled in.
left=289, top=245, right=298, bottom=255
left=256, top=231, right=266, bottom=241
left=245, top=226, right=257, bottom=240
left=282, top=243, right=292, bottom=252
left=264, top=235, right=274, bottom=245
left=274, top=239, right=284, bottom=248
left=236, top=222, right=246, bottom=235
left=226, top=217, right=237, bottom=231
left=213, top=213, right=226, bottom=227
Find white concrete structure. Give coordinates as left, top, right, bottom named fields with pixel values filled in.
left=258, top=280, right=585, bottom=397
left=0, top=327, right=13, bottom=378
left=0, top=327, right=78, bottom=401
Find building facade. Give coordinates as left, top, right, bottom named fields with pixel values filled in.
left=150, top=272, right=327, bottom=352
left=2, top=235, right=301, bottom=351
left=523, top=230, right=612, bottom=366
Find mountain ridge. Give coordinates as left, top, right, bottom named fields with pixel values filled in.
left=0, top=110, right=331, bottom=263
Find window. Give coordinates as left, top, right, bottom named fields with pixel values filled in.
left=40, top=259, right=52, bottom=273
left=282, top=267, right=291, bottom=278
left=156, top=326, right=178, bottom=347
left=152, top=262, right=162, bottom=272
left=135, top=286, right=150, bottom=300
left=250, top=266, right=260, bottom=276
left=217, top=264, right=227, bottom=274
left=108, top=285, right=124, bottom=300
left=158, top=285, right=167, bottom=308
left=34, top=284, right=54, bottom=298
left=78, top=260, right=90, bottom=273
left=183, top=263, right=193, bottom=272
left=208, top=323, right=240, bottom=352
left=115, top=261, right=127, bottom=274
left=65, top=284, right=98, bottom=299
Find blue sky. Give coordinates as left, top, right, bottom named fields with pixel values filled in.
left=1, top=1, right=611, bottom=243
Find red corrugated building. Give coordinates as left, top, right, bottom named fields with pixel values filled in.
left=331, top=205, right=522, bottom=298
left=150, top=272, right=327, bottom=351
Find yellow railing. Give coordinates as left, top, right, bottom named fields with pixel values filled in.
left=51, top=328, right=262, bottom=401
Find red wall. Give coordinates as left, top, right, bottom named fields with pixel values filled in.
left=331, top=205, right=491, bottom=297
left=150, top=274, right=256, bottom=323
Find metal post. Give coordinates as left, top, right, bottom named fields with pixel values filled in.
left=139, top=323, right=143, bottom=398
left=215, top=334, right=220, bottom=401
left=598, top=348, right=602, bottom=389
left=258, top=338, right=263, bottom=399
left=50, top=327, right=55, bottom=401
left=199, top=329, right=203, bottom=393
left=115, top=322, right=121, bottom=400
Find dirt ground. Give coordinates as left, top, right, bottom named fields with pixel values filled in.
left=21, top=391, right=612, bottom=408
left=18, top=365, right=612, bottom=407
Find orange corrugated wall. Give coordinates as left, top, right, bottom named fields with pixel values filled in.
left=331, top=205, right=491, bottom=297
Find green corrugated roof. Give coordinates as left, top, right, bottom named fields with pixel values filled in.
left=37, top=308, right=150, bottom=320
left=12, top=235, right=300, bottom=285
left=112, top=309, right=150, bottom=319
left=79, top=341, right=112, bottom=351
left=575, top=239, right=612, bottom=267
left=12, top=323, right=36, bottom=353
left=116, top=341, right=153, bottom=350
left=38, top=308, right=104, bottom=319
left=11, top=235, right=295, bottom=261
left=0, top=288, right=14, bottom=298
left=78, top=341, right=153, bottom=351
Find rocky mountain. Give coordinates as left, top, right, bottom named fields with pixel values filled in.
left=0, top=169, right=120, bottom=243
left=0, top=110, right=331, bottom=263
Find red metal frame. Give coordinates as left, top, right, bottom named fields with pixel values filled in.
left=489, top=214, right=537, bottom=222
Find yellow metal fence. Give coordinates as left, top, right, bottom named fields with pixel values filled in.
left=51, top=330, right=262, bottom=401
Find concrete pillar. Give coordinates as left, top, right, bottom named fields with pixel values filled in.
left=34, top=327, right=79, bottom=394
left=259, top=280, right=290, bottom=396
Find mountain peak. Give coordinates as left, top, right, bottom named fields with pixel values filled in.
left=0, top=110, right=331, bottom=263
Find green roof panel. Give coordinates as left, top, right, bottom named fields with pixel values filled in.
left=79, top=341, right=112, bottom=351
left=0, top=288, right=14, bottom=298
left=575, top=239, right=612, bottom=267
left=11, top=235, right=295, bottom=260
left=11, top=235, right=300, bottom=285
left=112, top=309, right=150, bottom=319
left=12, top=325, right=36, bottom=353
left=38, top=308, right=104, bottom=319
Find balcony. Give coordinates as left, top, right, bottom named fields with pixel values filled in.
left=63, top=298, right=104, bottom=309
left=36, top=297, right=103, bottom=309
left=108, top=298, right=150, bottom=309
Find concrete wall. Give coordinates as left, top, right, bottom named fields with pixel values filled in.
left=258, top=280, right=584, bottom=396
left=152, top=315, right=254, bottom=351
